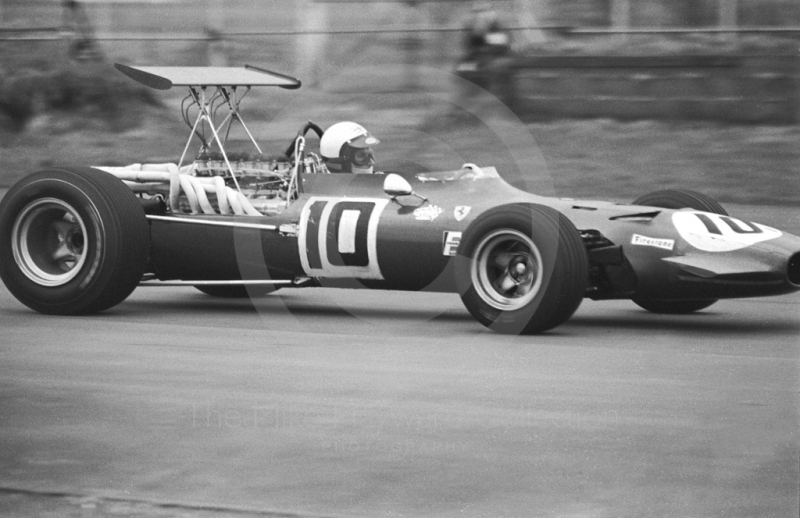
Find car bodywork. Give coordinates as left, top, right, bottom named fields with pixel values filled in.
left=144, top=169, right=800, bottom=299
left=1, top=64, right=798, bottom=333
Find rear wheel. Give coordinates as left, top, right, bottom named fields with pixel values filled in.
left=631, top=189, right=726, bottom=314
left=0, top=167, right=150, bottom=314
left=455, top=204, right=588, bottom=334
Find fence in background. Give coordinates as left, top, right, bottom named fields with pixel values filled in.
left=505, top=54, right=799, bottom=123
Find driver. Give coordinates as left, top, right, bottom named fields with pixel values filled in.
left=319, top=121, right=380, bottom=174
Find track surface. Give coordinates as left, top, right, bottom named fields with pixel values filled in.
left=0, top=204, right=798, bottom=518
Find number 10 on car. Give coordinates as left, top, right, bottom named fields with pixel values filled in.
left=299, top=197, right=389, bottom=280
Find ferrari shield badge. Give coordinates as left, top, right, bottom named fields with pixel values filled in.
left=454, top=206, right=471, bottom=221
left=414, top=205, right=444, bottom=221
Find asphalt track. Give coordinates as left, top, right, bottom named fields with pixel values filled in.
left=0, top=203, right=798, bottom=518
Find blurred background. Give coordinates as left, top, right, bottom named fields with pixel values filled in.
left=0, top=0, right=798, bottom=203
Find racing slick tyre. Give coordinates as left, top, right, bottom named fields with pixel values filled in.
left=455, top=203, right=588, bottom=334
left=0, top=166, right=149, bottom=315
left=630, top=188, right=727, bottom=314
left=194, top=285, right=280, bottom=298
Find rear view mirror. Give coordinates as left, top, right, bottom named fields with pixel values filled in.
left=383, top=174, right=427, bottom=203
left=383, top=174, right=413, bottom=198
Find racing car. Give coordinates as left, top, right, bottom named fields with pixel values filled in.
left=1, top=64, right=798, bottom=334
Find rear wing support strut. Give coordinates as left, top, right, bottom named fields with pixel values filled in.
left=176, top=85, right=261, bottom=192
left=218, top=87, right=263, bottom=156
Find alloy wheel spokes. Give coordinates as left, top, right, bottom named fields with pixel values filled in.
left=50, top=218, right=84, bottom=268
left=515, top=279, right=533, bottom=297
left=495, top=271, right=518, bottom=294
left=473, top=229, right=545, bottom=311
left=492, top=251, right=515, bottom=270
left=12, top=198, right=90, bottom=287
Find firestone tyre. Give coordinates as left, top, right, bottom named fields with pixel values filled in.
left=631, top=188, right=726, bottom=314
left=0, top=167, right=150, bottom=315
left=455, top=203, right=588, bottom=334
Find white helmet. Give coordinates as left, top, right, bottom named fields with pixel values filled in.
left=320, top=121, right=379, bottom=174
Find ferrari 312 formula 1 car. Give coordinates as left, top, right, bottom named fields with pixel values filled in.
left=0, top=64, right=798, bottom=334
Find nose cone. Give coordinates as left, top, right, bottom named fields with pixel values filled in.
left=651, top=218, right=800, bottom=299
left=666, top=210, right=800, bottom=294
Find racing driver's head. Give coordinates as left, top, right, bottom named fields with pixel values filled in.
left=320, top=121, right=379, bottom=174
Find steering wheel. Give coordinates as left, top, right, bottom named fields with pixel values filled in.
left=284, top=120, right=325, bottom=159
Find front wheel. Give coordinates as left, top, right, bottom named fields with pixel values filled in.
left=455, top=204, right=588, bottom=334
left=630, top=188, right=727, bottom=314
left=0, top=167, right=150, bottom=314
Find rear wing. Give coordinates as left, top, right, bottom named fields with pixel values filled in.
left=115, top=63, right=303, bottom=197
left=114, top=63, right=301, bottom=90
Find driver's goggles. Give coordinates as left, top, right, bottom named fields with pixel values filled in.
left=350, top=147, right=375, bottom=167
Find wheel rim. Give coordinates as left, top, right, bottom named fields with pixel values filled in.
left=11, top=198, right=89, bottom=287
left=471, top=229, right=544, bottom=311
